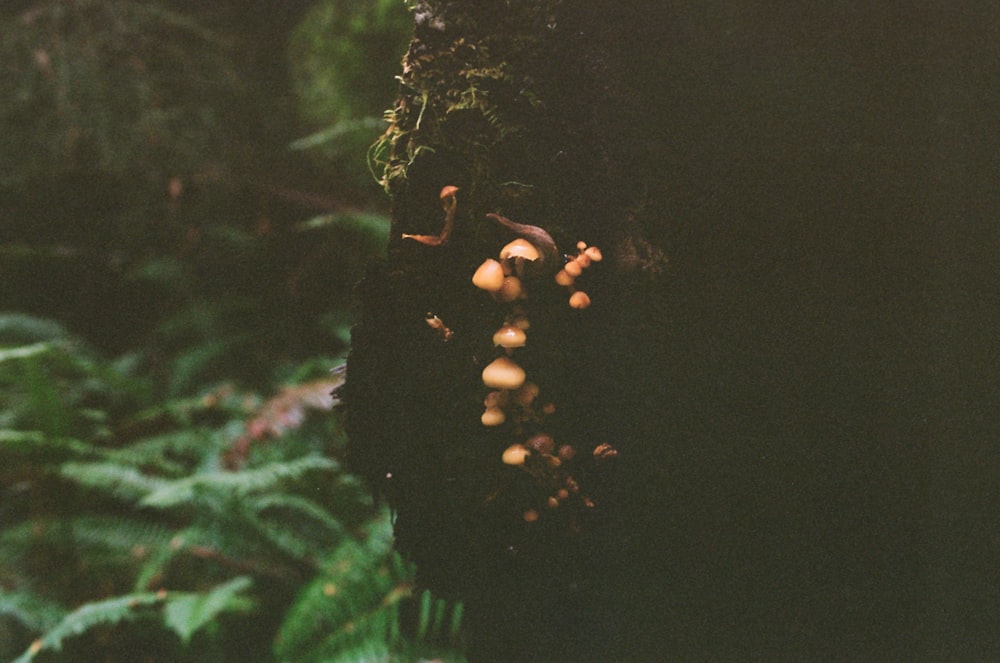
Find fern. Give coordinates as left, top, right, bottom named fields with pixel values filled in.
left=11, top=592, right=167, bottom=663
left=0, top=430, right=100, bottom=464
left=0, top=590, right=67, bottom=633
left=163, top=576, right=255, bottom=644
left=60, top=461, right=169, bottom=502
left=140, top=456, right=338, bottom=509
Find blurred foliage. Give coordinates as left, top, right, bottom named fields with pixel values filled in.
left=0, top=0, right=405, bottom=389
left=0, top=0, right=467, bottom=660
left=288, top=0, right=412, bottom=190
left=0, top=315, right=466, bottom=661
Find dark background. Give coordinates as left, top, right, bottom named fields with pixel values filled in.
left=595, top=2, right=999, bottom=659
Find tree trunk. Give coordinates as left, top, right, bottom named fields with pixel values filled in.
left=344, top=2, right=999, bottom=660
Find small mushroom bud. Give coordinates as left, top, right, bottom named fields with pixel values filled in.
left=484, top=390, right=508, bottom=407
left=499, top=238, right=541, bottom=262
left=473, top=259, right=505, bottom=291
left=574, top=253, right=592, bottom=268
left=523, top=508, right=540, bottom=522
left=563, top=260, right=583, bottom=278
left=555, top=269, right=575, bottom=286
left=513, top=381, right=540, bottom=406
left=509, top=313, right=531, bottom=330
left=584, top=245, right=603, bottom=262
left=481, top=406, right=506, bottom=426
left=482, top=357, right=526, bottom=389
left=494, top=276, right=523, bottom=302
left=493, top=324, right=527, bottom=349
left=569, top=291, right=591, bottom=309
left=557, top=444, right=576, bottom=461
left=525, top=432, right=555, bottom=454
left=576, top=241, right=588, bottom=251
left=502, top=443, right=530, bottom=465
left=547, top=496, right=560, bottom=509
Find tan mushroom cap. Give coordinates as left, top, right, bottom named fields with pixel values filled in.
left=472, top=259, right=505, bottom=291
left=492, top=324, right=527, bottom=348
left=482, top=357, right=526, bottom=390
left=499, top=238, right=540, bottom=262
left=481, top=406, right=506, bottom=426
left=502, top=443, right=530, bottom=466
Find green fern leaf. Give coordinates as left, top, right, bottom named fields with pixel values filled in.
left=163, top=576, right=254, bottom=644
left=0, top=589, right=67, bottom=633
left=0, top=430, right=99, bottom=463
left=60, top=461, right=168, bottom=502
left=11, top=592, right=166, bottom=663
left=140, top=456, right=338, bottom=509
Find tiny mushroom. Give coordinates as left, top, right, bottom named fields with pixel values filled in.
left=493, top=324, right=527, bottom=349
left=502, top=443, right=530, bottom=466
left=481, top=406, right=506, bottom=426
left=472, top=259, right=505, bottom=291
left=569, top=291, right=591, bottom=309
left=482, top=357, right=526, bottom=390
left=494, top=275, right=523, bottom=302
left=499, top=238, right=541, bottom=262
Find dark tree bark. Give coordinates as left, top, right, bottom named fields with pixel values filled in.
left=344, top=2, right=1000, bottom=660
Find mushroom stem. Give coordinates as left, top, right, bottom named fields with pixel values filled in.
left=486, top=213, right=558, bottom=266
left=402, top=187, right=459, bottom=246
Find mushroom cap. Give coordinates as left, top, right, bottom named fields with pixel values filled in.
left=569, top=291, right=591, bottom=309
left=502, top=443, right=530, bottom=466
left=584, top=245, right=603, bottom=262
left=481, top=406, right=506, bottom=426
left=472, top=259, right=505, bottom=291
left=563, top=260, right=583, bottom=278
left=499, top=238, right=540, bottom=262
left=555, top=269, right=575, bottom=286
left=493, top=276, right=523, bottom=302
left=482, top=357, right=526, bottom=390
left=439, top=185, right=459, bottom=199
left=492, top=324, right=527, bottom=348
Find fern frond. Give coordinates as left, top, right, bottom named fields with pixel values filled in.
left=104, top=428, right=215, bottom=475
left=252, top=493, right=347, bottom=539
left=163, top=576, right=254, bottom=644
left=0, top=430, right=100, bottom=464
left=140, top=456, right=338, bottom=509
left=67, top=515, right=174, bottom=557
left=59, top=461, right=168, bottom=502
left=0, top=589, right=67, bottom=633
left=0, top=313, right=70, bottom=345
left=11, top=592, right=166, bottom=663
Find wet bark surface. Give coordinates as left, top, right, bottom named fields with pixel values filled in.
left=344, top=2, right=999, bottom=660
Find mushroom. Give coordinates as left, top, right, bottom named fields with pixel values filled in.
left=472, top=259, right=505, bottom=291
left=502, top=443, right=530, bottom=466
left=554, top=269, right=574, bottom=286
left=494, top=275, right=523, bottom=302
left=513, top=381, right=540, bottom=406
left=401, top=185, right=459, bottom=246
left=481, top=406, right=506, bottom=426
left=524, top=432, right=555, bottom=454
left=499, top=238, right=541, bottom=262
left=492, top=324, right=527, bottom=349
left=482, top=357, right=526, bottom=390
left=569, top=291, right=591, bottom=309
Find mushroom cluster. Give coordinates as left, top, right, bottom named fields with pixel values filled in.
left=471, top=215, right=607, bottom=523
left=555, top=241, right=603, bottom=309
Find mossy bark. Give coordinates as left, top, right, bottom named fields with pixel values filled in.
left=344, top=2, right=999, bottom=660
